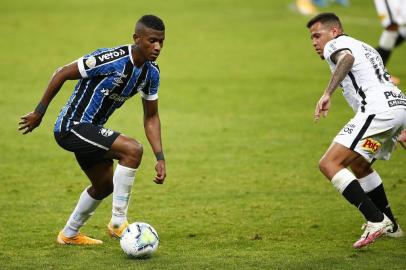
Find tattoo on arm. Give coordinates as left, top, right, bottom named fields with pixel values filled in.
left=325, top=50, right=354, bottom=96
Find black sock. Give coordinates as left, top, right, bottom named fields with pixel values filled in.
left=395, top=35, right=404, bottom=47
left=342, top=180, right=384, bottom=222
left=367, top=184, right=398, bottom=231
left=376, top=47, right=392, bottom=65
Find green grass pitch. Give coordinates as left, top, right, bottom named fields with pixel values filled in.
left=0, top=0, right=405, bottom=269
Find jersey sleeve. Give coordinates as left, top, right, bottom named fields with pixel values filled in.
left=77, top=46, right=129, bottom=78
left=139, top=62, right=160, bottom=101
left=323, top=37, right=352, bottom=64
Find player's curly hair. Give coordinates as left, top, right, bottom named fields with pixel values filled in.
left=137, top=15, right=165, bottom=31
left=306, top=12, right=343, bottom=30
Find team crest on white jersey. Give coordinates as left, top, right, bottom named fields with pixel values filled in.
left=100, top=128, right=114, bottom=137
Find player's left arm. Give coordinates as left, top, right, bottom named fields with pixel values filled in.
left=315, top=50, right=354, bottom=122
left=142, top=98, right=166, bottom=184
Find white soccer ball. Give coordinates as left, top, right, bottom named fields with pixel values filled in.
left=120, top=222, right=159, bottom=258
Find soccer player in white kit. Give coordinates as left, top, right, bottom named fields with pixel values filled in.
left=307, top=13, right=406, bottom=249
left=374, top=0, right=406, bottom=84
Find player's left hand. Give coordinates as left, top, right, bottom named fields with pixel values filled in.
left=314, top=94, right=331, bottom=122
left=153, top=160, right=166, bottom=184
left=18, top=111, right=43, bottom=134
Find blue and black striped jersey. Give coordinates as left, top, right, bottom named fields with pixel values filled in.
left=54, top=45, right=160, bottom=132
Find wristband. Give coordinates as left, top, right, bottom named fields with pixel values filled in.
left=155, top=151, right=165, bottom=161
left=35, top=102, right=48, bottom=115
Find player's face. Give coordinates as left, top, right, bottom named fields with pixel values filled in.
left=309, top=22, right=337, bottom=59
left=134, top=27, right=165, bottom=62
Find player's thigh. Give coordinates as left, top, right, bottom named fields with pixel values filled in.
left=107, top=134, right=143, bottom=161
left=54, top=123, right=120, bottom=170
left=321, top=142, right=360, bottom=168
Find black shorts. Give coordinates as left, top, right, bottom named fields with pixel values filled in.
left=54, top=123, right=120, bottom=170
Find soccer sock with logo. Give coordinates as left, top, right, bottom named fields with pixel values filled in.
left=111, top=164, right=137, bottom=227
left=63, top=187, right=102, bottom=237
left=332, top=169, right=384, bottom=223
left=359, top=171, right=398, bottom=231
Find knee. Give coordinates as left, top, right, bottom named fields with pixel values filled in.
left=386, top=24, right=399, bottom=31
left=88, top=184, right=113, bottom=200
left=122, top=139, right=143, bottom=167
left=318, top=156, right=329, bottom=176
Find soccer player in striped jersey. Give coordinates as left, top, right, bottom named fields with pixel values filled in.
left=307, top=13, right=406, bottom=249
left=19, top=15, right=166, bottom=245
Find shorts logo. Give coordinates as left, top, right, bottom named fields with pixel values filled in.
left=85, top=56, right=96, bottom=68
left=361, top=138, right=381, bottom=153
left=100, top=128, right=114, bottom=137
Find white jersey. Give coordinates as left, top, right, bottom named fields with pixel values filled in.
left=324, top=35, right=406, bottom=114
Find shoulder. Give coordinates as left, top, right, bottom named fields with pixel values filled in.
left=146, top=61, right=160, bottom=78
left=324, top=35, right=353, bottom=61
left=83, top=45, right=129, bottom=69
left=147, top=61, right=160, bottom=73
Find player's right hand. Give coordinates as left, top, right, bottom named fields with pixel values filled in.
left=314, top=94, right=331, bottom=122
left=18, top=111, right=43, bottom=134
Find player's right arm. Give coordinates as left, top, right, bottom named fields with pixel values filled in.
left=314, top=50, right=354, bottom=122
left=19, top=62, right=81, bottom=134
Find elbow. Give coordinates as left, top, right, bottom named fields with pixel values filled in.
left=346, top=54, right=355, bottom=66
left=349, top=55, right=355, bottom=65
left=144, top=114, right=160, bottom=127
left=52, top=66, right=63, bottom=77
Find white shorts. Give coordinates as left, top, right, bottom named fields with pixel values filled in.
left=333, top=109, right=406, bottom=163
left=374, top=0, right=406, bottom=27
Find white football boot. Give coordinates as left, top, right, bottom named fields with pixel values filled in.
left=353, top=215, right=393, bottom=249
left=387, top=224, right=404, bottom=238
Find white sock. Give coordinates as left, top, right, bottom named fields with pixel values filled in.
left=63, top=187, right=102, bottom=237
left=358, top=170, right=382, bottom=193
left=331, top=168, right=356, bottom=194
left=379, top=30, right=398, bottom=50
left=111, top=164, right=136, bottom=227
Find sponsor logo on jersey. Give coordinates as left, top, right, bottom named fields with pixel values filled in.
left=97, top=48, right=127, bottom=63
left=100, top=88, right=130, bottom=102
left=85, top=56, right=96, bottom=68
left=388, top=99, right=406, bottom=107
left=384, top=91, right=406, bottom=100
left=109, top=93, right=130, bottom=102
left=99, top=128, right=114, bottom=137
left=361, top=138, right=381, bottom=153
left=383, top=91, right=406, bottom=107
